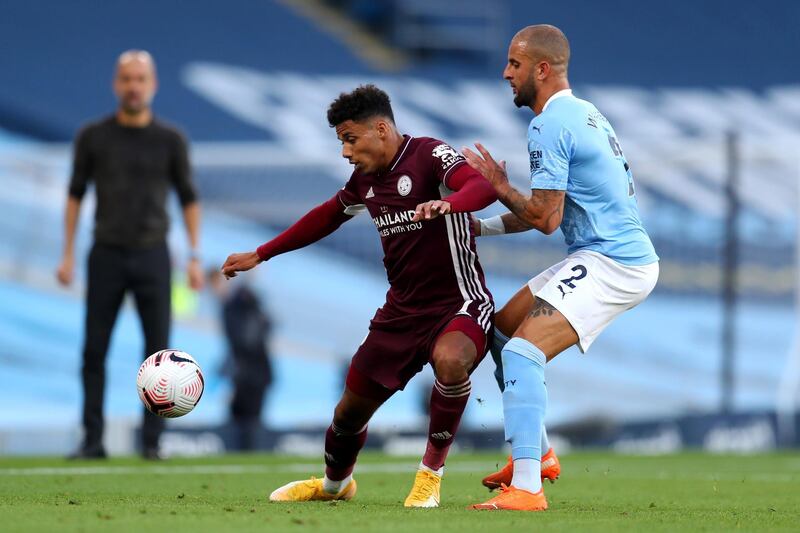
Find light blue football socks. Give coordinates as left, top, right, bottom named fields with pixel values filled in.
left=501, top=336, right=547, bottom=493
left=492, top=327, right=550, bottom=459
left=541, top=424, right=551, bottom=454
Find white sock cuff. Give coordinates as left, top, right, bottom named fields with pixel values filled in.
left=331, top=422, right=367, bottom=436
left=323, top=473, right=352, bottom=494
left=434, top=379, right=471, bottom=398
left=511, top=457, right=542, bottom=493
left=419, top=460, right=444, bottom=477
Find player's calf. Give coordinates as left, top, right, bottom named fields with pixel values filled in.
left=426, top=323, right=478, bottom=466
left=324, top=422, right=367, bottom=487
left=323, top=386, right=386, bottom=489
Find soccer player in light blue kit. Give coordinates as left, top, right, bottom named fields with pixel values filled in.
left=464, top=24, right=659, bottom=511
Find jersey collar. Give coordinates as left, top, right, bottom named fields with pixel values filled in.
left=542, top=89, right=573, bottom=112
left=387, top=135, right=413, bottom=172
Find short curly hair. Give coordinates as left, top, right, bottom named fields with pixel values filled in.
left=327, top=84, right=395, bottom=127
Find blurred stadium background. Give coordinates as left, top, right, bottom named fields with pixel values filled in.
left=1, top=0, right=799, bottom=457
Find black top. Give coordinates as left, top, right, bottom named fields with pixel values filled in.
left=69, top=115, right=198, bottom=248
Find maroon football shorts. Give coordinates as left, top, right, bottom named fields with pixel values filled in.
left=346, top=300, right=494, bottom=400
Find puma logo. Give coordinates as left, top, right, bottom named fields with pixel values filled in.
left=531, top=124, right=543, bottom=134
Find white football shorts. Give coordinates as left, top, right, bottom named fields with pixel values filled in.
left=527, top=250, right=659, bottom=353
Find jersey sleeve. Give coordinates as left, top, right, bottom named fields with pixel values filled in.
left=421, top=138, right=468, bottom=188
left=67, top=125, right=94, bottom=199
left=529, top=121, right=574, bottom=191
left=335, top=172, right=367, bottom=216
left=442, top=164, right=497, bottom=212
left=256, top=193, right=354, bottom=261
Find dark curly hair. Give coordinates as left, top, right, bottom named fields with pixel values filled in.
left=327, top=84, right=395, bottom=127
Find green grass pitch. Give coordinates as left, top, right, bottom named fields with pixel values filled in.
left=1, top=451, right=799, bottom=531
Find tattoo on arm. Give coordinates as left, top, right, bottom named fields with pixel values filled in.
left=528, top=297, right=557, bottom=318
left=496, top=185, right=564, bottom=231
left=500, top=212, right=534, bottom=234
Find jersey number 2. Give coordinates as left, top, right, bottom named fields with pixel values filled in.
left=556, top=265, right=588, bottom=299
left=560, top=265, right=587, bottom=289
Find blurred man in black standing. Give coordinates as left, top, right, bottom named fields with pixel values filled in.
left=57, top=50, right=203, bottom=459
left=208, top=269, right=273, bottom=451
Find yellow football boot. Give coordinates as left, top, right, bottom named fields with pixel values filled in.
left=403, top=468, right=442, bottom=508
left=269, top=477, right=357, bottom=502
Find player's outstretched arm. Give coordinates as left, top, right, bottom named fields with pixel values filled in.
left=221, top=251, right=261, bottom=278
left=463, top=143, right=564, bottom=235
left=221, top=194, right=352, bottom=278
left=474, top=211, right=534, bottom=237
left=412, top=165, right=496, bottom=221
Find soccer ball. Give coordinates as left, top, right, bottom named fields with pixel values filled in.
left=136, top=349, right=204, bottom=418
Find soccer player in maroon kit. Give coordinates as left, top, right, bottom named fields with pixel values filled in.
left=221, top=85, right=496, bottom=507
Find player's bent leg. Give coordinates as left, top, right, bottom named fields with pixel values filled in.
left=504, top=339, right=547, bottom=489
left=405, top=318, right=483, bottom=508
left=472, top=304, right=575, bottom=511
left=270, top=370, right=392, bottom=503
left=495, top=285, right=536, bottom=339
left=491, top=283, right=535, bottom=390
left=484, top=290, right=562, bottom=491
left=513, top=297, right=579, bottom=361
left=472, top=339, right=549, bottom=511
left=426, top=320, right=481, bottom=464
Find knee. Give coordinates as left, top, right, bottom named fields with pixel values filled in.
left=431, top=344, right=472, bottom=383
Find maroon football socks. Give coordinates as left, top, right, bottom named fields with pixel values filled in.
left=324, top=422, right=368, bottom=481
left=422, top=378, right=471, bottom=471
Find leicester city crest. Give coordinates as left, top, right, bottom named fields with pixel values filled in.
left=397, top=175, right=412, bottom=196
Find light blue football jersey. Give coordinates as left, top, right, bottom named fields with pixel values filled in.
left=528, top=90, right=658, bottom=266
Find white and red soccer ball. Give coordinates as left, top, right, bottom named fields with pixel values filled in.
left=136, top=349, right=204, bottom=418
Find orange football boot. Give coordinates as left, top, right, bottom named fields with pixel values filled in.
left=481, top=448, right=561, bottom=490
left=470, top=484, right=548, bottom=511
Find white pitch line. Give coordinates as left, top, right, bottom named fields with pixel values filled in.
left=1, top=463, right=797, bottom=483
left=0, top=462, right=491, bottom=477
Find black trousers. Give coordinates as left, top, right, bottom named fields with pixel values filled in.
left=231, top=378, right=269, bottom=451
left=81, top=242, right=171, bottom=450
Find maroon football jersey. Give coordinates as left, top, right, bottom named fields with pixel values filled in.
left=336, top=136, right=493, bottom=331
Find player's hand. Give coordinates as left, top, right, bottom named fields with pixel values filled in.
left=187, top=258, right=204, bottom=291
left=462, top=143, right=508, bottom=189
left=56, top=254, right=74, bottom=287
left=412, top=200, right=451, bottom=221
left=221, top=251, right=262, bottom=279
